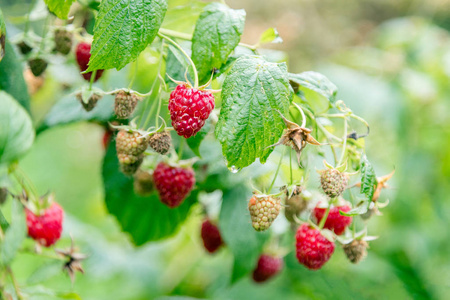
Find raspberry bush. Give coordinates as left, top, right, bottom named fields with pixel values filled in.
left=0, top=0, right=399, bottom=298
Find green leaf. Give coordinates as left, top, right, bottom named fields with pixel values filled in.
left=186, top=118, right=210, bottom=157
left=102, top=140, right=197, bottom=245
left=339, top=203, right=368, bottom=216
left=259, top=28, right=283, bottom=45
left=36, top=94, right=114, bottom=134
left=0, top=40, right=31, bottom=112
left=289, top=71, right=337, bottom=103
left=215, top=55, right=291, bottom=169
left=219, top=185, right=269, bottom=283
left=0, top=91, right=34, bottom=166
left=44, top=0, right=76, bottom=19
left=192, top=3, right=245, bottom=84
left=87, top=0, right=168, bottom=72
left=360, top=154, right=377, bottom=201
left=0, top=8, right=6, bottom=62
left=0, top=209, right=9, bottom=232
left=1, top=200, right=26, bottom=265
left=165, top=43, right=194, bottom=89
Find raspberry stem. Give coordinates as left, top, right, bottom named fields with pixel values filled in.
left=289, top=148, right=293, bottom=185
left=158, top=28, right=257, bottom=51
left=318, top=201, right=332, bottom=230
left=7, top=266, right=23, bottom=300
left=89, top=69, right=97, bottom=90
left=157, top=32, right=199, bottom=88
left=268, top=147, right=286, bottom=192
left=338, top=118, right=348, bottom=166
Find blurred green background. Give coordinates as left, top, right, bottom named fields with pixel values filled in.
left=1, top=0, right=450, bottom=299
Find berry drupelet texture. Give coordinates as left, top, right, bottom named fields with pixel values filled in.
left=295, top=223, right=335, bottom=270
left=153, top=162, right=195, bottom=208
left=26, top=202, right=64, bottom=247
left=168, top=84, right=215, bottom=138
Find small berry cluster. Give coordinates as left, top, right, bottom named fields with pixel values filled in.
left=116, top=130, right=148, bottom=175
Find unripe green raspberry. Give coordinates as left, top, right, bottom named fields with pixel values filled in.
left=54, top=29, right=73, bottom=55
left=342, top=239, right=368, bottom=264
left=148, top=131, right=172, bottom=155
left=116, top=130, right=148, bottom=157
left=248, top=195, right=281, bottom=231
left=120, top=156, right=143, bottom=176
left=284, top=185, right=307, bottom=222
left=319, top=169, right=348, bottom=198
left=114, top=91, right=140, bottom=119
left=76, top=92, right=102, bottom=112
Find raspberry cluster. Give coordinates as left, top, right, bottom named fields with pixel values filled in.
left=116, top=130, right=148, bottom=175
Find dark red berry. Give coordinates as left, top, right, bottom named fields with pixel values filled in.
left=295, top=223, right=335, bottom=270
left=252, top=254, right=283, bottom=283
left=75, top=42, right=104, bottom=82
left=102, top=129, right=113, bottom=150
left=26, top=202, right=64, bottom=247
left=153, top=162, right=195, bottom=208
left=168, top=84, right=215, bottom=138
left=313, top=204, right=352, bottom=235
left=201, top=219, right=223, bottom=253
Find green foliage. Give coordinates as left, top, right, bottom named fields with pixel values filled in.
left=165, top=43, right=194, bottom=88
left=192, top=3, right=246, bottom=84
left=37, top=94, right=114, bottom=134
left=0, top=91, right=34, bottom=166
left=102, top=140, right=197, bottom=245
left=289, top=71, right=338, bottom=113
left=360, top=154, right=377, bottom=202
left=219, top=185, right=269, bottom=283
left=44, top=0, right=76, bottom=20
left=87, top=0, right=168, bottom=72
left=0, top=8, right=5, bottom=62
left=258, top=28, right=282, bottom=45
left=1, top=201, right=26, bottom=265
left=186, top=118, right=210, bottom=157
left=216, top=55, right=292, bottom=168
left=0, top=40, right=30, bottom=111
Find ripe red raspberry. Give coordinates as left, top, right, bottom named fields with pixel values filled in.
left=252, top=254, right=283, bottom=283
left=75, top=42, right=104, bottom=82
left=102, top=129, right=113, bottom=150
left=153, top=162, right=195, bottom=208
left=313, top=204, right=352, bottom=235
left=201, top=219, right=224, bottom=253
left=168, top=84, right=215, bottom=138
left=295, top=223, right=335, bottom=270
left=26, top=202, right=64, bottom=247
